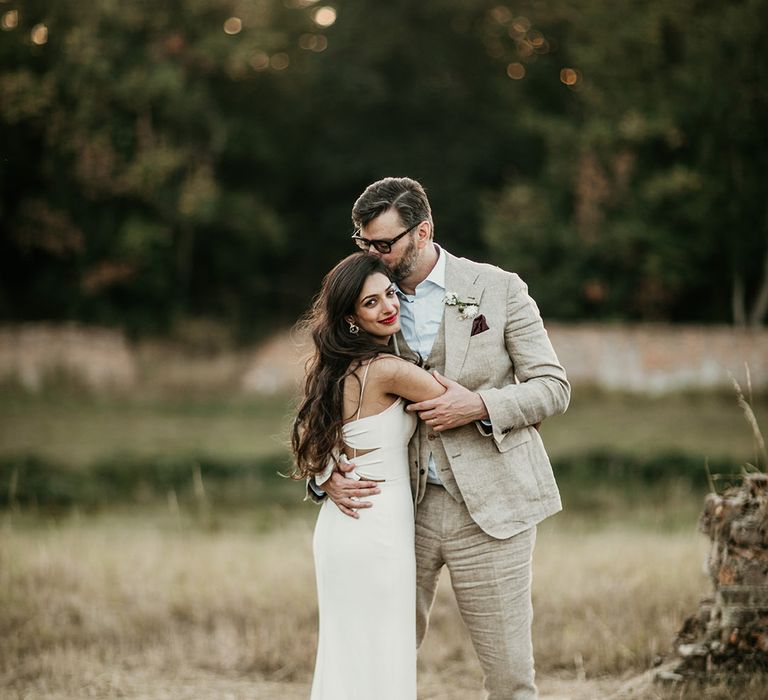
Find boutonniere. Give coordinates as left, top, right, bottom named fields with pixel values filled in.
left=444, top=292, right=479, bottom=320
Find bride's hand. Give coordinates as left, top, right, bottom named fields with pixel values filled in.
left=324, top=465, right=382, bottom=519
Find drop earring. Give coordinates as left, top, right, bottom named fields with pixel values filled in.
left=348, top=322, right=359, bottom=334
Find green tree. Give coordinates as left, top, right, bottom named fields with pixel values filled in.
left=0, top=0, right=319, bottom=334
left=482, top=0, right=768, bottom=325
left=2, top=0, right=766, bottom=331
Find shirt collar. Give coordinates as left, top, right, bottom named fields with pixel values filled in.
left=396, top=244, right=445, bottom=298
left=424, top=244, right=446, bottom=290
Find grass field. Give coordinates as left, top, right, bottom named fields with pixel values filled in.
left=1, top=387, right=767, bottom=699
left=3, top=506, right=767, bottom=699
left=0, top=388, right=764, bottom=467
left=0, top=508, right=714, bottom=699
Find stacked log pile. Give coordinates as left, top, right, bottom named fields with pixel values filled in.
left=660, top=473, right=768, bottom=684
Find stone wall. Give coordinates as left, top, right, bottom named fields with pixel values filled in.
left=0, top=323, right=137, bottom=392
left=548, top=323, right=768, bottom=395
left=241, top=323, right=768, bottom=395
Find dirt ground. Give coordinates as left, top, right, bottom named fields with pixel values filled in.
left=5, top=674, right=627, bottom=700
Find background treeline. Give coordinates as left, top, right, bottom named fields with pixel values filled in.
left=2, top=0, right=767, bottom=338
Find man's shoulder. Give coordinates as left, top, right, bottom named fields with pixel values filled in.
left=448, top=252, right=523, bottom=288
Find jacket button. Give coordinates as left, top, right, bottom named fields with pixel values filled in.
left=419, top=468, right=425, bottom=475
left=427, top=433, right=437, bottom=440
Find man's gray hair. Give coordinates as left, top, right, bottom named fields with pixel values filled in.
left=352, top=177, right=433, bottom=237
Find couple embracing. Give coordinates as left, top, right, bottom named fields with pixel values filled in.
left=292, top=177, right=570, bottom=700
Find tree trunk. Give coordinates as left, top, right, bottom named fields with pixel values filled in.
left=748, top=242, right=768, bottom=327
left=733, top=273, right=746, bottom=327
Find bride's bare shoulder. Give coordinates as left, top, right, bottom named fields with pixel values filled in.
left=364, top=354, right=417, bottom=380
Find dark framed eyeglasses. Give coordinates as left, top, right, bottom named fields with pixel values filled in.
left=351, top=221, right=421, bottom=254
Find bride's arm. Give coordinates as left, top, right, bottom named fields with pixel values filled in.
left=372, top=355, right=446, bottom=403
left=318, top=356, right=444, bottom=519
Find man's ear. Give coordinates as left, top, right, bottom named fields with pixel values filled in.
left=416, top=221, right=432, bottom=247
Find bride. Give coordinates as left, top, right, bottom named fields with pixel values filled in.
left=292, top=252, right=446, bottom=700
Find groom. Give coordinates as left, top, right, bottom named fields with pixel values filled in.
left=314, top=177, right=569, bottom=700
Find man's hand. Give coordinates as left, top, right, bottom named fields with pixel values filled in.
left=323, top=460, right=382, bottom=519
left=406, top=371, right=488, bottom=431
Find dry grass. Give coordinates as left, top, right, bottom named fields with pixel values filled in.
left=5, top=508, right=763, bottom=699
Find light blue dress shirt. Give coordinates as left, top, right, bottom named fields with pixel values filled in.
left=396, top=245, right=447, bottom=484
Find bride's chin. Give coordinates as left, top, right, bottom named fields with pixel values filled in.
left=370, top=328, right=399, bottom=345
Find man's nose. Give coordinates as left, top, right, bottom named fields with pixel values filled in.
left=367, top=246, right=383, bottom=258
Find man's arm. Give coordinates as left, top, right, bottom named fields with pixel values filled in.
left=305, top=477, right=327, bottom=503
left=407, top=273, right=567, bottom=437
left=406, top=370, right=487, bottom=431
left=476, top=273, right=569, bottom=445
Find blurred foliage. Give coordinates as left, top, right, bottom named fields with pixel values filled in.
left=482, top=0, right=768, bottom=324
left=1, top=0, right=767, bottom=335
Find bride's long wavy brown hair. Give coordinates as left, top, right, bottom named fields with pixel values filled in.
left=291, top=253, right=414, bottom=479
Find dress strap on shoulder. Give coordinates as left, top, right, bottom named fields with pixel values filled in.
left=355, top=361, right=373, bottom=422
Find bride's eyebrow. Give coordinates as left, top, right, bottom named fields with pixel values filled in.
left=360, top=287, right=391, bottom=303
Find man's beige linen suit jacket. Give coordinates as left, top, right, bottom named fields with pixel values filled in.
left=406, top=252, right=570, bottom=539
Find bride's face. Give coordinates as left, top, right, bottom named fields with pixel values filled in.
left=347, top=272, right=401, bottom=342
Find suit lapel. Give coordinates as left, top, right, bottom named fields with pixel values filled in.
left=393, top=329, right=412, bottom=359
left=443, top=253, right=484, bottom=381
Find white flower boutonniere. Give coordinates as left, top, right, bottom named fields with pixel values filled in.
left=444, top=292, right=479, bottom=320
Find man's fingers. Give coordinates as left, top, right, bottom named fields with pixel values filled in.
left=432, top=370, right=458, bottom=388
left=345, top=487, right=380, bottom=498
left=341, top=498, right=372, bottom=509
left=341, top=481, right=380, bottom=492
left=407, top=398, right=437, bottom=412
left=329, top=475, right=379, bottom=490
left=330, top=494, right=372, bottom=517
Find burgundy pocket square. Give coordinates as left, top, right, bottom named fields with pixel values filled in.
left=470, top=314, right=489, bottom=336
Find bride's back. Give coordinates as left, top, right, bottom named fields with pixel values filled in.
left=341, top=357, right=399, bottom=424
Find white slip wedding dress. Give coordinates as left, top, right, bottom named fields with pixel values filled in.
left=311, top=363, right=418, bottom=700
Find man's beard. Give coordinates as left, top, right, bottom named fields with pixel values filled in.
left=387, top=235, right=419, bottom=281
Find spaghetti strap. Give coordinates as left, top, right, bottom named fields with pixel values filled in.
left=355, top=361, right=373, bottom=422
left=350, top=361, right=374, bottom=461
